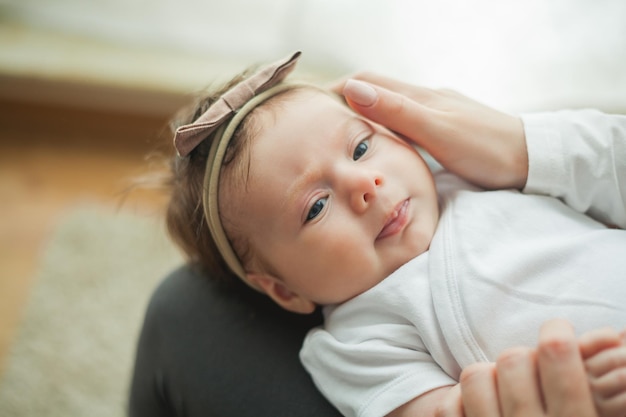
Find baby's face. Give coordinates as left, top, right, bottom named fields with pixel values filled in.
left=237, top=89, right=438, bottom=309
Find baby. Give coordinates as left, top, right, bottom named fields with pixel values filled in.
left=167, top=52, right=626, bottom=417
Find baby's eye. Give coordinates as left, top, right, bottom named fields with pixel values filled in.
left=306, top=197, right=327, bottom=222
left=353, top=140, right=369, bottom=161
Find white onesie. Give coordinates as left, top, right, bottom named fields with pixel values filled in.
left=300, top=109, right=626, bottom=417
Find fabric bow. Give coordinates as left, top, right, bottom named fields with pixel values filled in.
left=173, top=51, right=302, bottom=157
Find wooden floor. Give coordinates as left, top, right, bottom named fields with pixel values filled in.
left=0, top=98, right=172, bottom=376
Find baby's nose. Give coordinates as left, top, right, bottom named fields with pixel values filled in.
left=349, top=172, right=382, bottom=213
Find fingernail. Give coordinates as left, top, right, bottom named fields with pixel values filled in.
left=343, top=79, right=378, bottom=107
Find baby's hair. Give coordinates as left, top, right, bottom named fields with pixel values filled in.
left=165, top=67, right=313, bottom=286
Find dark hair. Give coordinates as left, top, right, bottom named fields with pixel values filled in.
left=165, top=69, right=311, bottom=286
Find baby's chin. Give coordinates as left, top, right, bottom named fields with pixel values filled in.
left=384, top=233, right=433, bottom=276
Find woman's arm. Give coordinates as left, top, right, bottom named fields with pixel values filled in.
left=522, top=110, right=626, bottom=228
left=339, top=75, right=626, bottom=227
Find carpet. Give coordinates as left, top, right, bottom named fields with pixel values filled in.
left=0, top=206, right=183, bottom=417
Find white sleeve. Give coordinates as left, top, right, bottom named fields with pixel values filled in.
left=300, top=324, right=456, bottom=417
left=522, top=110, right=626, bottom=228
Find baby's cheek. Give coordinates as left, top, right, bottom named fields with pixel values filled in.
left=329, top=234, right=364, bottom=259
left=332, top=242, right=379, bottom=281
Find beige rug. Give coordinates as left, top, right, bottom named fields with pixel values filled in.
left=0, top=206, right=183, bottom=417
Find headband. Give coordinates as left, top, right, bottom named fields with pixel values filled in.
left=174, top=51, right=302, bottom=157
left=172, top=51, right=303, bottom=283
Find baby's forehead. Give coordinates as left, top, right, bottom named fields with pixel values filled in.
left=247, top=89, right=347, bottom=145
left=273, top=86, right=346, bottom=112
left=271, top=89, right=360, bottom=131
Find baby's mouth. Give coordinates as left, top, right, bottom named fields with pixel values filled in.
left=377, top=199, right=410, bottom=240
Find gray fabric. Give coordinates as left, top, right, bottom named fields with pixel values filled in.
left=128, top=264, right=341, bottom=417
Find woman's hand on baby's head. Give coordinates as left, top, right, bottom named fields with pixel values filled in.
left=335, top=73, right=528, bottom=191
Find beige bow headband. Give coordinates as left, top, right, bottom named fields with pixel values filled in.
left=172, top=51, right=303, bottom=283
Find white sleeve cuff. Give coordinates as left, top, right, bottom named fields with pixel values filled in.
left=521, top=112, right=568, bottom=197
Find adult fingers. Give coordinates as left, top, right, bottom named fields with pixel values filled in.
left=459, top=362, right=501, bottom=417
left=342, top=79, right=434, bottom=146
left=537, top=319, right=597, bottom=417
left=350, top=72, right=441, bottom=102
left=495, top=347, right=545, bottom=417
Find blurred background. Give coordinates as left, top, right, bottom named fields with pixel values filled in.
left=2, top=0, right=626, bottom=111
left=0, top=0, right=625, bottom=413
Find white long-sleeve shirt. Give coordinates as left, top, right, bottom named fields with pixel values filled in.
left=300, top=110, right=626, bottom=417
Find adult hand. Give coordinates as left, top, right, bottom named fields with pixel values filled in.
left=336, top=74, right=528, bottom=190
left=438, top=319, right=598, bottom=417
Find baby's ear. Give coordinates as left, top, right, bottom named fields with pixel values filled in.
left=246, top=273, right=316, bottom=314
